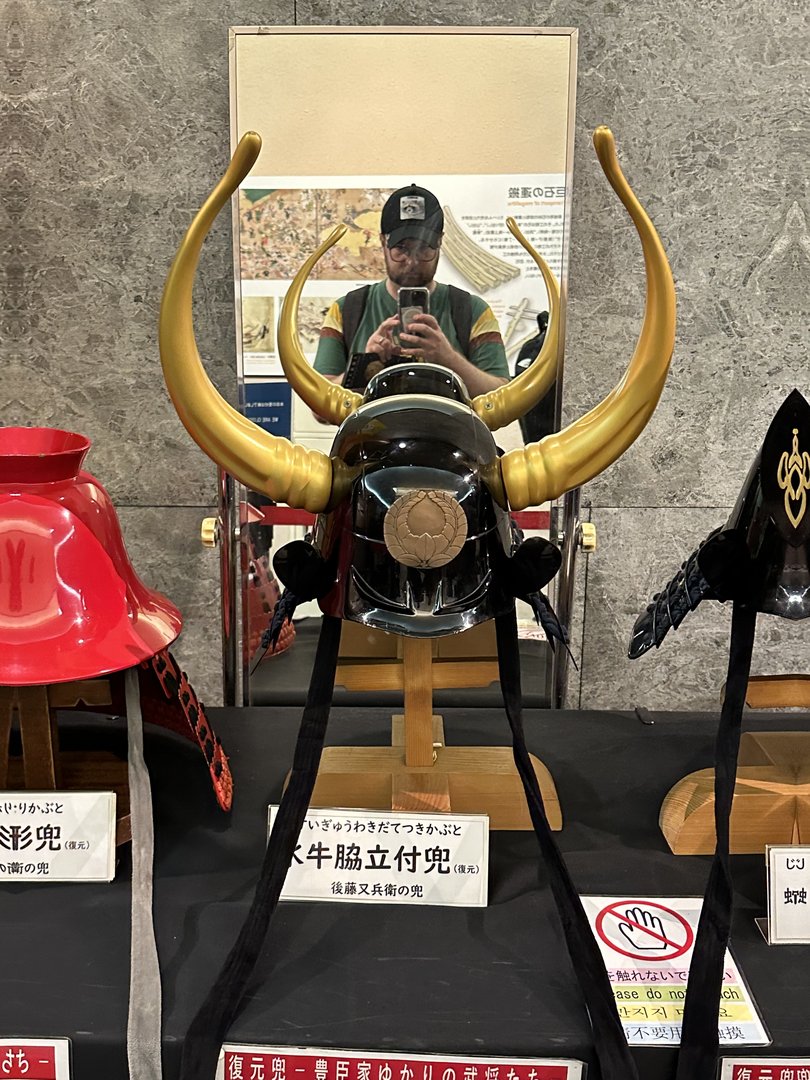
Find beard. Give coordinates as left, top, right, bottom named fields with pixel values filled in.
left=384, top=256, right=439, bottom=288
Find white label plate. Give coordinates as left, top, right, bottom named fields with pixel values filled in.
left=0, top=792, right=115, bottom=882
left=766, top=845, right=810, bottom=943
left=268, top=806, right=488, bottom=907
left=720, top=1060, right=810, bottom=1078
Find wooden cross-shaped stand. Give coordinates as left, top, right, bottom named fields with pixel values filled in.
left=308, top=634, right=562, bottom=831
left=0, top=680, right=132, bottom=845
left=661, top=675, right=810, bottom=854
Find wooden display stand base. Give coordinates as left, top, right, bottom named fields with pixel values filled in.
left=307, top=629, right=562, bottom=831
left=661, top=676, right=810, bottom=854
left=0, top=680, right=132, bottom=846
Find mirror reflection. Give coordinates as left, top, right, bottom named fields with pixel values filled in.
left=229, top=26, right=578, bottom=705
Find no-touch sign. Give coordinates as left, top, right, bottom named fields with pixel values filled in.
left=582, top=896, right=769, bottom=1048
left=595, top=900, right=694, bottom=962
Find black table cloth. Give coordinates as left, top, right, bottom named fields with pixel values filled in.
left=1, top=705, right=808, bottom=1078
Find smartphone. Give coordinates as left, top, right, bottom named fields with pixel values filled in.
left=397, top=287, right=430, bottom=337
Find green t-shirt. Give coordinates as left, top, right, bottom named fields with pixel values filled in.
left=313, top=280, right=508, bottom=379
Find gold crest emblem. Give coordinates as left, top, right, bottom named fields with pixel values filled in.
left=777, top=427, right=810, bottom=529
left=383, top=489, right=468, bottom=569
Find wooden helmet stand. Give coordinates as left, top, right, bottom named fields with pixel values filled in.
left=307, top=623, right=562, bottom=831
left=0, top=679, right=132, bottom=846
left=660, top=674, right=810, bottom=854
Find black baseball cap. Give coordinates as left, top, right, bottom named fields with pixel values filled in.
left=381, top=184, right=444, bottom=247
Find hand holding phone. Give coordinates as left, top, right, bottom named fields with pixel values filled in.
left=365, top=315, right=400, bottom=360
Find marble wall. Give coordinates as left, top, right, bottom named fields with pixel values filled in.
left=7, top=0, right=808, bottom=709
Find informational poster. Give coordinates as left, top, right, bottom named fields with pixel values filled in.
left=268, top=807, right=489, bottom=907
left=230, top=28, right=574, bottom=693
left=582, top=896, right=769, bottom=1048
left=218, top=1046, right=584, bottom=1080
left=237, top=173, right=565, bottom=379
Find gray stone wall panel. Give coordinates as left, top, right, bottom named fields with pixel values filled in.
left=7, top=1, right=808, bottom=708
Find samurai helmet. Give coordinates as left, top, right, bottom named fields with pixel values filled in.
left=0, top=424, right=231, bottom=808
left=628, top=390, right=810, bottom=1080
left=159, top=127, right=676, bottom=1080
left=630, top=388, right=810, bottom=658
left=0, top=426, right=181, bottom=685
left=0, top=424, right=233, bottom=1080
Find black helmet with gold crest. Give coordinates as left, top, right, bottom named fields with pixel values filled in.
left=629, top=390, right=810, bottom=1080
left=160, top=128, right=675, bottom=1080
left=631, top=389, right=810, bottom=662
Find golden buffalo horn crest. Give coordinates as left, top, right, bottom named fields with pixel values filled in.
left=158, top=132, right=334, bottom=513
left=499, top=126, right=676, bottom=510
left=160, top=126, right=674, bottom=519
left=277, top=227, right=364, bottom=425
left=471, top=218, right=560, bottom=431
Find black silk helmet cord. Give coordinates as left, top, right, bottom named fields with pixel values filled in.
left=494, top=600, right=758, bottom=1080
left=180, top=603, right=748, bottom=1080
left=181, top=606, right=639, bottom=1080
left=494, top=609, right=640, bottom=1080
left=179, top=614, right=343, bottom=1080
left=626, top=393, right=810, bottom=1076
left=674, top=600, right=757, bottom=1080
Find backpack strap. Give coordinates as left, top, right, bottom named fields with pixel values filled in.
left=448, top=284, right=472, bottom=357
left=341, top=285, right=371, bottom=355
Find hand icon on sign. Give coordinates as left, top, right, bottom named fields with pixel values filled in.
left=618, top=906, right=668, bottom=950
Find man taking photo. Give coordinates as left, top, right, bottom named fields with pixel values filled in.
left=313, top=184, right=508, bottom=397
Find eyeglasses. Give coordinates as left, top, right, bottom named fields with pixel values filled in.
left=385, top=240, right=440, bottom=262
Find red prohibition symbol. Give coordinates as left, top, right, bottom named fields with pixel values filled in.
left=595, top=900, right=695, bottom=962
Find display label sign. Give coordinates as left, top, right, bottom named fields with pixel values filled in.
left=582, top=896, right=769, bottom=1047
left=267, top=806, right=488, bottom=907
left=218, top=1045, right=584, bottom=1080
left=0, top=1039, right=70, bottom=1078
left=0, top=792, right=115, bottom=883
left=720, top=1061, right=810, bottom=1078
left=766, top=845, right=810, bottom=943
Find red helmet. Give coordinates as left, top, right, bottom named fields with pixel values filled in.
left=0, top=426, right=231, bottom=810
left=0, top=427, right=181, bottom=686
